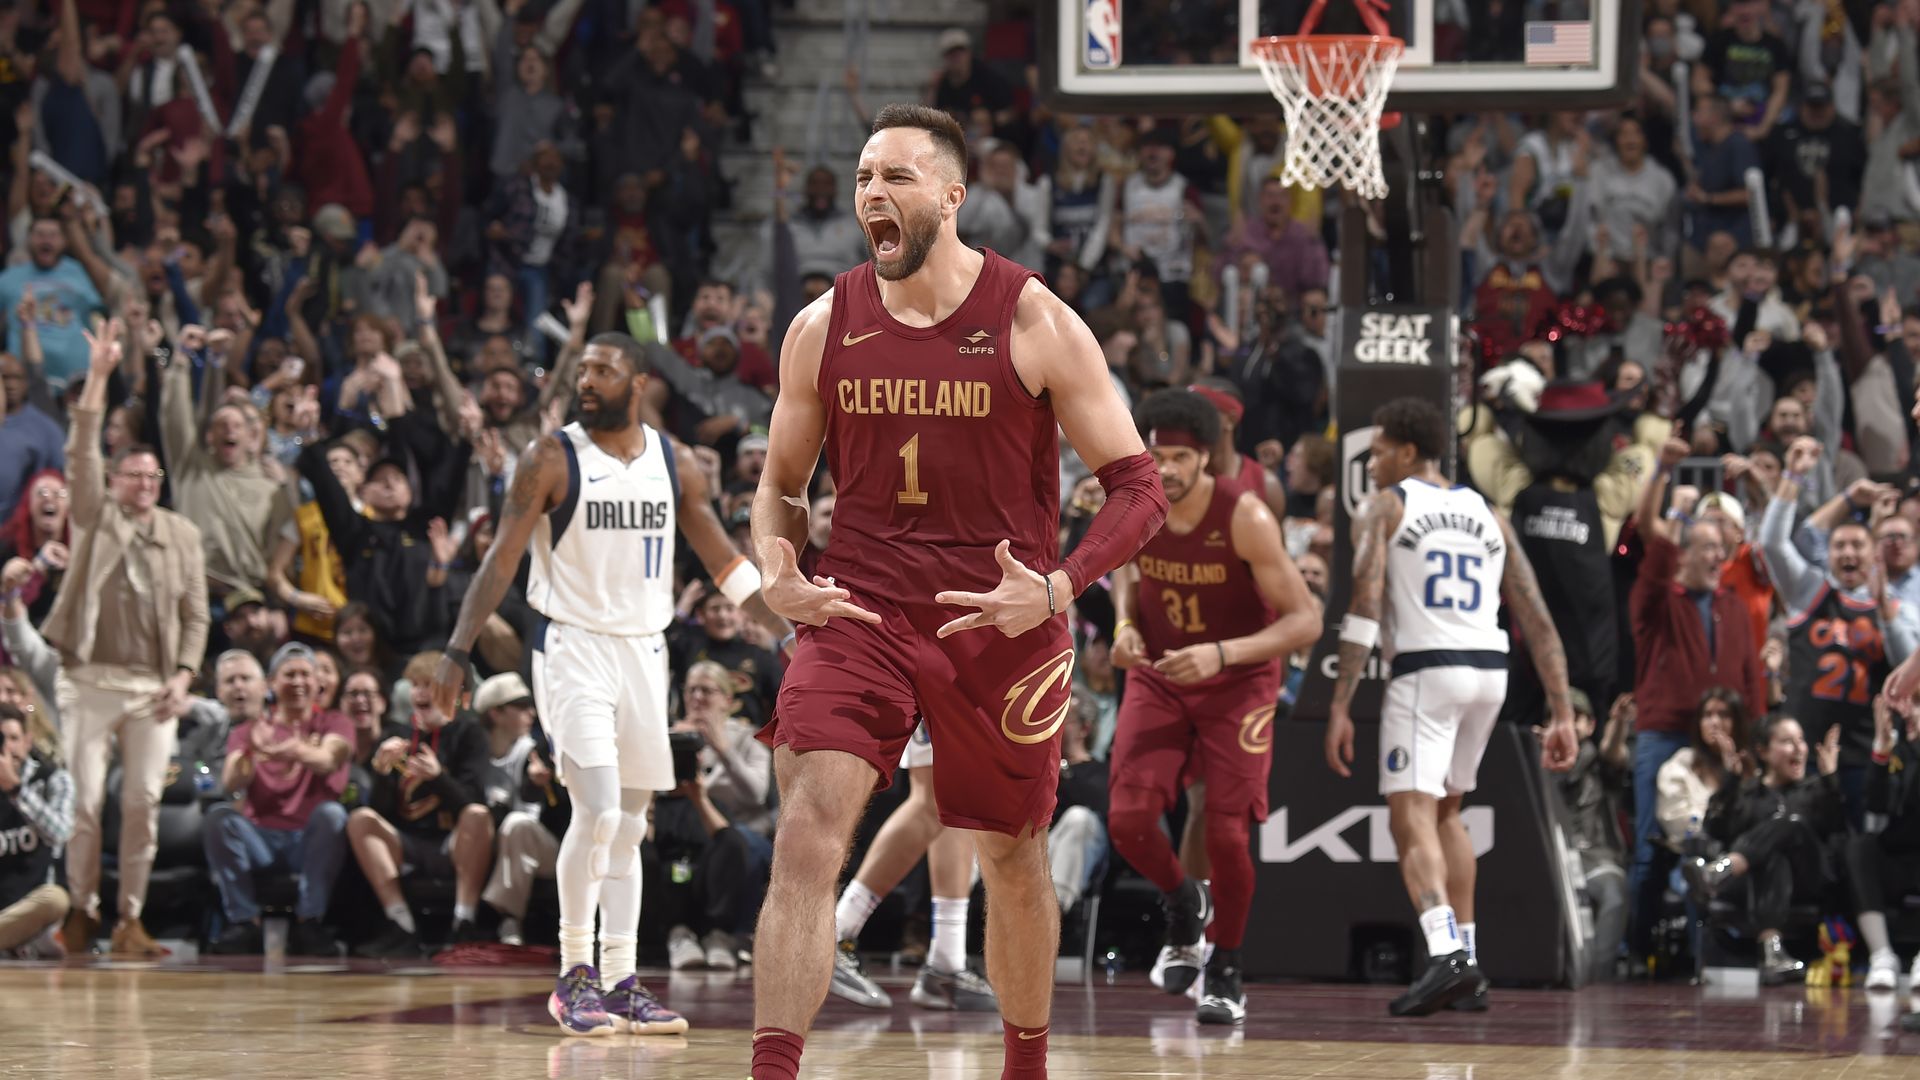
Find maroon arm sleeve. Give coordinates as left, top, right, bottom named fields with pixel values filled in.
left=1059, top=451, right=1169, bottom=597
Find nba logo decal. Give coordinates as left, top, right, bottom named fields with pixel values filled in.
left=1085, top=0, right=1120, bottom=69
left=1386, top=747, right=1410, bottom=773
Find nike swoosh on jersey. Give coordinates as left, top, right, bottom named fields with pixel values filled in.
left=841, top=328, right=884, bottom=347
left=587, top=474, right=610, bottom=483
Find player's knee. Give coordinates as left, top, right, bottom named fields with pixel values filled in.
left=1202, top=809, right=1253, bottom=861
left=1106, top=787, right=1165, bottom=847
left=605, top=811, right=647, bottom=879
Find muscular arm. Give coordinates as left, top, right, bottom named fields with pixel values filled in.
left=444, top=437, right=564, bottom=656
left=1331, top=489, right=1400, bottom=712
left=1495, top=512, right=1573, bottom=721
left=1022, top=279, right=1168, bottom=597
left=1223, top=493, right=1321, bottom=666
left=750, top=292, right=831, bottom=566
left=673, top=434, right=790, bottom=642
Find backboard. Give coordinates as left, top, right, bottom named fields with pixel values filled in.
left=1042, top=0, right=1640, bottom=115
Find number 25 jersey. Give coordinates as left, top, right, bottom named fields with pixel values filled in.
left=1382, top=478, right=1509, bottom=661
left=816, top=249, right=1061, bottom=601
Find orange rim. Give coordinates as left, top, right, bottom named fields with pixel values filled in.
left=1250, top=34, right=1405, bottom=127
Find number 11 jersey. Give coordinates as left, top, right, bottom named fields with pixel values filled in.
left=1382, top=478, right=1509, bottom=662
left=815, top=248, right=1059, bottom=600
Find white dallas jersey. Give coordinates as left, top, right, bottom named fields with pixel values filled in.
left=528, top=422, right=678, bottom=636
left=1382, top=478, right=1509, bottom=660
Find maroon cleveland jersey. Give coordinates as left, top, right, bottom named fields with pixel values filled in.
left=816, top=249, right=1058, bottom=599
left=1135, top=477, right=1278, bottom=689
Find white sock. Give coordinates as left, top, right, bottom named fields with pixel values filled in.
left=384, top=902, right=416, bottom=934
left=453, top=903, right=475, bottom=925
left=835, top=880, right=882, bottom=943
left=1459, top=922, right=1477, bottom=964
left=930, top=895, right=969, bottom=974
left=559, top=921, right=595, bottom=975
left=1859, top=910, right=1893, bottom=956
left=601, top=932, right=637, bottom=986
left=1418, top=904, right=1461, bottom=960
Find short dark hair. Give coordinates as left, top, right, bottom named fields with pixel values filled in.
left=696, top=277, right=734, bottom=296
left=1372, top=397, right=1448, bottom=462
left=871, top=103, right=968, bottom=180
left=1592, top=275, right=1642, bottom=308
left=1134, top=387, right=1221, bottom=447
left=587, top=332, right=651, bottom=376
left=112, top=443, right=162, bottom=469
left=0, top=702, right=23, bottom=731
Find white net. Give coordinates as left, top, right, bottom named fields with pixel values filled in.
left=1252, top=36, right=1405, bottom=201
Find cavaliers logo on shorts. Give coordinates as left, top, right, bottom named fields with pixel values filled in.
left=1237, top=705, right=1276, bottom=754
left=1000, top=648, right=1076, bottom=744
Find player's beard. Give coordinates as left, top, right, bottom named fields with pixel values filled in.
left=578, top=384, right=633, bottom=431
left=872, top=200, right=941, bottom=282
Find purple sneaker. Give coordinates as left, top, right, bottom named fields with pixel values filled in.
left=603, top=975, right=690, bottom=1035
left=548, top=964, right=616, bottom=1037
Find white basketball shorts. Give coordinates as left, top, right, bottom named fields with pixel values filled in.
left=530, top=620, right=673, bottom=791
left=1378, top=664, right=1507, bottom=800
left=900, top=720, right=933, bottom=770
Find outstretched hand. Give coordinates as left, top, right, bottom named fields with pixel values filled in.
left=933, top=540, right=1059, bottom=639
left=761, top=537, right=881, bottom=627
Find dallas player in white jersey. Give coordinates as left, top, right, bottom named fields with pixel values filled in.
left=1324, top=397, right=1577, bottom=1017
left=431, top=333, right=788, bottom=1037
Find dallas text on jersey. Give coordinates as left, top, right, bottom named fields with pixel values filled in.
left=585, top=499, right=671, bottom=531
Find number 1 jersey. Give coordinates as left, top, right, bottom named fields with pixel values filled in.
left=815, top=249, right=1061, bottom=600
left=1382, top=478, right=1509, bottom=661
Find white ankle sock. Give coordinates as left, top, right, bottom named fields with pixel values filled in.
left=1459, top=922, right=1477, bottom=964
left=383, top=903, right=416, bottom=934
left=835, top=880, right=882, bottom=942
left=930, top=896, right=968, bottom=973
left=1418, top=904, right=1461, bottom=960
left=601, top=932, right=637, bottom=986
left=453, top=903, right=475, bottom=925
left=559, top=921, right=595, bottom=974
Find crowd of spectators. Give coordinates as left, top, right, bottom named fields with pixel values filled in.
left=1, top=0, right=1919, bottom=989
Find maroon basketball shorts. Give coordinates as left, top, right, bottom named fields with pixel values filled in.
left=765, top=586, right=1073, bottom=837
left=1108, top=668, right=1280, bottom=821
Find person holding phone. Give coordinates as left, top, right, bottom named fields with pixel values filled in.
left=652, top=660, right=773, bottom=972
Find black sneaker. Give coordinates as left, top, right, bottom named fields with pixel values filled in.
left=1389, top=950, right=1478, bottom=1017
left=355, top=922, right=426, bottom=960
left=207, top=922, right=264, bottom=955
left=288, top=921, right=338, bottom=957
left=1195, top=955, right=1246, bottom=1025
left=1447, top=961, right=1489, bottom=1011
left=1157, top=879, right=1213, bottom=995
left=449, top=918, right=488, bottom=945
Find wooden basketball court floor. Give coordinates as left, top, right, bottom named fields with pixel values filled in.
left=5, top=956, right=1920, bottom=1078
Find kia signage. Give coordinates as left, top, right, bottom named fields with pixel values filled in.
left=1245, top=716, right=1579, bottom=985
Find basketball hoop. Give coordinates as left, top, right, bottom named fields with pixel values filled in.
left=1251, top=0, right=1404, bottom=201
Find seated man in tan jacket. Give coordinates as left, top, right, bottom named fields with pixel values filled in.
left=41, top=319, right=210, bottom=957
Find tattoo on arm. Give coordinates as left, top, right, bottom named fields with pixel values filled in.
left=447, top=440, right=554, bottom=652
left=1498, top=516, right=1572, bottom=714
left=1332, top=493, right=1395, bottom=709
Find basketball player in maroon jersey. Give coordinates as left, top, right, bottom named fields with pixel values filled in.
left=1108, top=389, right=1321, bottom=1025
left=746, top=104, right=1169, bottom=1080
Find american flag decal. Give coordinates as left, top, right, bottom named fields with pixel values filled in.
left=1524, top=21, right=1593, bottom=65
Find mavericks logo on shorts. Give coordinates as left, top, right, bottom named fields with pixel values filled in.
left=1000, top=648, right=1077, bottom=744
left=1385, top=746, right=1410, bottom=773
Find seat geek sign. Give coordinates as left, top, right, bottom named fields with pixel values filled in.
left=1351, top=311, right=1441, bottom=364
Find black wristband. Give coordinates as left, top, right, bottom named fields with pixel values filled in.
left=444, top=647, right=471, bottom=670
